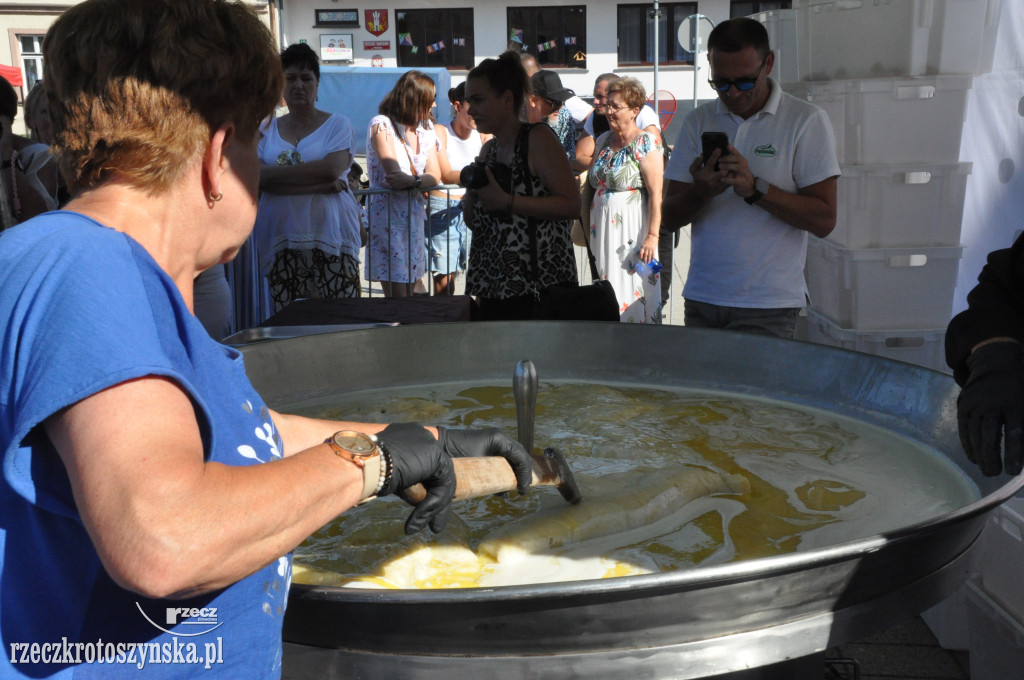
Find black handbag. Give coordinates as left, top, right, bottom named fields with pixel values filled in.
left=537, top=279, right=620, bottom=321
left=512, top=124, right=619, bottom=323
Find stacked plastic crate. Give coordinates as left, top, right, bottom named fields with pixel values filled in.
left=759, top=0, right=1000, bottom=372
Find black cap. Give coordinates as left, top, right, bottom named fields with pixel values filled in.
left=530, top=70, right=575, bottom=105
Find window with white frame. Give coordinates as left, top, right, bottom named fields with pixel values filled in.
left=18, top=35, right=44, bottom=91
left=617, top=2, right=698, bottom=67
left=507, top=6, right=587, bottom=70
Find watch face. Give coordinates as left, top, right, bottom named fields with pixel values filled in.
left=331, top=430, right=378, bottom=457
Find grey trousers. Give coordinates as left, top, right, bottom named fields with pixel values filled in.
left=683, top=299, right=800, bottom=339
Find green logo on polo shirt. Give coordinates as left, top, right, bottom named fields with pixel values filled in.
left=754, top=144, right=777, bottom=158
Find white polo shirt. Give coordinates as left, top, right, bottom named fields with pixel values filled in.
left=665, top=78, right=840, bottom=309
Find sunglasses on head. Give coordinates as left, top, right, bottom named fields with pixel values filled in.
left=708, top=59, right=767, bottom=92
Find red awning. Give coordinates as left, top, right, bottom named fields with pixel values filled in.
left=0, top=64, right=24, bottom=88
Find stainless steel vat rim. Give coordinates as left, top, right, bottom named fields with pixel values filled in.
left=243, top=322, right=1024, bottom=602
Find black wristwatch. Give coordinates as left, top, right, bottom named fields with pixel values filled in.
left=745, top=177, right=769, bottom=205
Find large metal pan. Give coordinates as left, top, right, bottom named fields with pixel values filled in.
left=240, top=322, right=1024, bottom=679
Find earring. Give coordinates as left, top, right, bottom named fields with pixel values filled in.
left=208, top=190, right=223, bottom=202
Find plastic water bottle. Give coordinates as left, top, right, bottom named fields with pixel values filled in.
left=632, top=248, right=663, bottom=277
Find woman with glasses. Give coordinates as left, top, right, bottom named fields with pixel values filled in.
left=585, top=76, right=664, bottom=323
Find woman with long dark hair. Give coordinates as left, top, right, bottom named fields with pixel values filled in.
left=462, top=51, right=579, bottom=320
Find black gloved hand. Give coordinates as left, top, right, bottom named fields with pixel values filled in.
left=375, top=423, right=456, bottom=535
left=436, top=427, right=534, bottom=494
left=958, top=342, right=1024, bottom=476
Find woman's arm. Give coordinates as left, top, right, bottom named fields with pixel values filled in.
left=637, top=141, right=664, bottom=262
left=475, top=126, right=579, bottom=220
left=44, top=377, right=457, bottom=600
left=419, top=132, right=441, bottom=188
left=371, top=120, right=430, bottom=190
left=259, top=149, right=351, bottom=192
left=435, top=125, right=461, bottom=186
left=45, top=377, right=369, bottom=599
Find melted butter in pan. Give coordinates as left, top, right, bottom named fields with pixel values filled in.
left=291, top=383, right=977, bottom=589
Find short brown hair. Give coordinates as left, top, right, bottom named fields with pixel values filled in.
left=44, top=0, right=283, bottom=194
left=378, top=71, right=436, bottom=129
left=606, top=77, right=647, bottom=111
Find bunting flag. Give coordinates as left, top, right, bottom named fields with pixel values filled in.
left=453, top=37, right=466, bottom=47
left=510, top=28, right=524, bottom=44
left=436, top=40, right=446, bottom=50
left=426, top=44, right=434, bottom=54
left=399, top=32, right=413, bottom=47
left=411, top=46, right=419, bottom=54
left=564, top=36, right=577, bottom=45
left=538, top=40, right=557, bottom=52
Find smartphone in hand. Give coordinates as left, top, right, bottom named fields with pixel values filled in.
left=701, top=131, right=729, bottom=171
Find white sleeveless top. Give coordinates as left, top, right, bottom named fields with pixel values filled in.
left=443, top=127, right=483, bottom=198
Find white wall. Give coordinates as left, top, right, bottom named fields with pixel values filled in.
left=276, top=0, right=736, bottom=104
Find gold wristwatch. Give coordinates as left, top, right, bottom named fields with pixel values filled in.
left=326, top=430, right=383, bottom=502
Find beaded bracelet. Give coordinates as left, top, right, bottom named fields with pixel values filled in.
left=375, top=444, right=392, bottom=496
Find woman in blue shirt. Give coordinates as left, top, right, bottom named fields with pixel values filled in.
left=0, top=2, right=530, bottom=678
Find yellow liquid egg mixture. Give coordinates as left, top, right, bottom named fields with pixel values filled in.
left=290, top=383, right=977, bottom=590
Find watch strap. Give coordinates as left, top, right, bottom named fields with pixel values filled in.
left=745, top=178, right=767, bottom=205
left=357, top=453, right=381, bottom=502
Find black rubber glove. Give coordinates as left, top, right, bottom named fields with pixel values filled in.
left=958, top=342, right=1024, bottom=476
left=375, top=423, right=456, bottom=535
left=437, top=427, right=534, bottom=494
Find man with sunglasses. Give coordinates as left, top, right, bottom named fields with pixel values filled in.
left=662, top=17, right=840, bottom=339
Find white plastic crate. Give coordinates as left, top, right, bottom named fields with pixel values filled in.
left=966, top=579, right=1024, bottom=680
left=976, top=500, right=1024, bottom=623
left=753, top=9, right=801, bottom=86
left=805, top=239, right=963, bottom=330
left=795, top=0, right=1000, bottom=80
left=805, top=307, right=948, bottom=372
left=787, top=76, right=972, bottom=165
left=922, top=585, right=973, bottom=651
left=829, top=162, right=971, bottom=249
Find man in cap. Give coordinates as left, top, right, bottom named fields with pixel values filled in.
left=527, top=69, right=578, bottom=162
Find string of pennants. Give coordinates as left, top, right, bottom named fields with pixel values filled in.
left=510, top=29, right=577, bottom=52
left=398, top=33, right=467, bottom=53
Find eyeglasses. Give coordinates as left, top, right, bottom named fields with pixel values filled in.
left=605, top=103, right=629, bottom=113
left=708, top=59, right=767, bottom=92
left=543, top=97, right=562, bottom=109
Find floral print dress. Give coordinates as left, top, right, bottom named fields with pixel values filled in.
left=365, top=115, right=433, bottom=284
left=588, top=130, right=663, bottom=323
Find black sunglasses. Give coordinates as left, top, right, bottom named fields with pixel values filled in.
left=708, top=59, right=767, bottom=93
